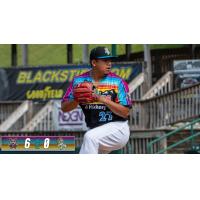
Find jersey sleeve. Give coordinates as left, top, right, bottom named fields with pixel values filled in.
left=62, top=79, right=75, bottom=102
left=117, top=79, right=132, bottom=108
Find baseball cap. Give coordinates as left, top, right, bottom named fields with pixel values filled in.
left=90, top=46, right=117, bottom=60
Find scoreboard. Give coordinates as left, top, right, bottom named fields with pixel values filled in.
left=1, top=136, right=75, bottom=152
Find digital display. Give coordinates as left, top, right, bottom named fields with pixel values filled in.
left=1, top=136, right=75, bottom=151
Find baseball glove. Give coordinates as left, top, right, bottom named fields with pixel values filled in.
left=73, top=82, right=98, bottom=103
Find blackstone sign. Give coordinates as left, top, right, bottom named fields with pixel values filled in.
left=0, top=63, right=142, bottom=101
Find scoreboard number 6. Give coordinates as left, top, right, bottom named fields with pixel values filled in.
left=44, top=138, right=50, bottom=149
left=25, top=138, right=31, bottom=148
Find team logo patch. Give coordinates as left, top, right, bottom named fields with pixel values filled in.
left=9, top=138, right=17, bottom=149
left=104, top=48, right=110, bottom=55
left=57, top=137, right=67, bottom=150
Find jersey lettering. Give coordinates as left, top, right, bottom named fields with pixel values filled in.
left=99, top=111, right=113, bottom=122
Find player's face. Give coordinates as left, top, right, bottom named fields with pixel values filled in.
left=93, top=59, right=112, bottom=75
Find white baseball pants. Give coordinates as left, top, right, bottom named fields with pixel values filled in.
left=79, top=121, right=130, bottom=154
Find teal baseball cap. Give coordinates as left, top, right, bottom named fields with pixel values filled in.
left=90, top=46, right=117, bottom=60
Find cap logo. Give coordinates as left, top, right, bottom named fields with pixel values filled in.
left=104, top=48, right=110, bottom=55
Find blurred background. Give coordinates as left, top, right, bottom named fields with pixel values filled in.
left=0, top=44, right=186, bottom=67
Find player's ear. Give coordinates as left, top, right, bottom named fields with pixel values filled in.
left=91, top=59, right=96, bottom=67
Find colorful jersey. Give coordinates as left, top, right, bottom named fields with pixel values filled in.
left=62, top=71, right=132, bottom=128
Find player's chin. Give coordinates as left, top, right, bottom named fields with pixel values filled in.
left=104, top=69, right=111, bottom=74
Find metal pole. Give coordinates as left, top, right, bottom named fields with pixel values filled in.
left=144, top=44, right=152, bottom=89
left=192, top=44, right=196, bottom=58
left=112, top=44, right=117, bottom=56
left=67, top=44, right=73, bottom=64
left=82, top=44, right=89, bottom=64
left=11, top=44, right=17, bottom=67
left=21, top=44, right=28, bottom=66
left=125, top=44, right=131, bottom=60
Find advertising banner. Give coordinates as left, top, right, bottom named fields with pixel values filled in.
left=174, top=59, right=200, bottom=89
left=0, top=63, right=142, bottom=101
left=53, top=100, right=88, bottom=131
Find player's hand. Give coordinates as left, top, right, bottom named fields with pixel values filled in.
left=73, top=82, right=99, bottom=103
left=96, top=95, right=107, bottom=103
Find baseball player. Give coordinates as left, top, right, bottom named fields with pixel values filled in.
left=61, top=46, right=131, bottom=154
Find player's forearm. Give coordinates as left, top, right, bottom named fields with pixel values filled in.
left=61, top=100, right=79, bottom=112
left=98, top=96, right=130, bottom=118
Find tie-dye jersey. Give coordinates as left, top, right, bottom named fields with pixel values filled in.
left=62, top=71, right=132, bottom=128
